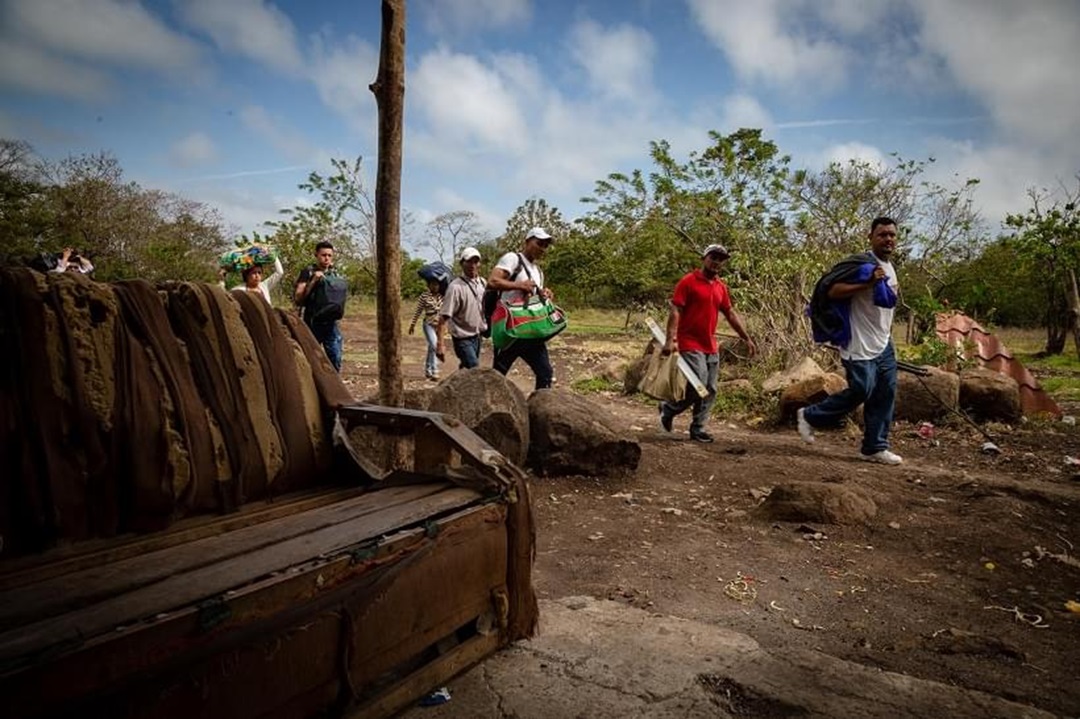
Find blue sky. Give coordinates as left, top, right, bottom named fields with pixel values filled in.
left=2, top=0, right=1078, bottom=255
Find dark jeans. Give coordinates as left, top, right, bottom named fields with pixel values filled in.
left=452, top=334, right=482, bottom=369
left=309, top=321, right=343, bottom=372
left=802, top=341, right=897, bottom=455
left=493, top=339, right=552, bottom=390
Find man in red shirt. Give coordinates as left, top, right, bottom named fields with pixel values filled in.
left=660, top=244, right=756, bottom=443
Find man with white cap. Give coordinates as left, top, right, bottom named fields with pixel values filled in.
left=487, top=226, right=556, bottom=389
left=659, top=243, right=756, bottom=443
left=436, top=246, right=487, bottom=369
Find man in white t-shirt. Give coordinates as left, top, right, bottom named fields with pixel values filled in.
left=486, top=227, right=555, bottom=389
left=797, top=217, right=903, bottom=465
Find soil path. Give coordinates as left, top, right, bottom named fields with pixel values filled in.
left=338, top=312, right=1080, bottom=717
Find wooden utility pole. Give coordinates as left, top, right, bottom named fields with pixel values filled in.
left=370, top=0, right=406, bottom=407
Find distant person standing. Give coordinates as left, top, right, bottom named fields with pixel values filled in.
left=659, top=243, right=756, bottom=443
left=52, top=248, right=94, bottom=274
left=797, top=217, right=901, bottom=464
left=409, top=276, right=446, bottom=380
left=294, top=240, right=347, bottom=372
left=437, top=247, right=486, bottom=370
left=487, top=227, right=556, bottom=390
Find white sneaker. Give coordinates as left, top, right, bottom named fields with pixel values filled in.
left=796, top=408, right=815, bottom=444
left=859, top=450, right=903, bottom=465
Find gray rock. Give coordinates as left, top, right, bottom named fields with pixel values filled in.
left=527, top=388, right=641, bottom=477
left=757, top=482, right=878, bottom=525
left=427, top=369, right=530, bottom=465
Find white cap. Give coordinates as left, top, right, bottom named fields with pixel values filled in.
left=702, top=243, right=730, bottom=258
left=525, top=227, right=553, bottom=241
left=459, top=246, right=481, bottom=262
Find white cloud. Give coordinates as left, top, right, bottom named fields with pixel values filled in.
left=177, top=0, right=303, bottom=74
left=686, top=0, right=850, bottom=89
left=720, top=94, right=773, bottom=131
left=169, top=132, right=218, bottom=168
left=568, top=19, right=657, bottom=103
left=3, top=0, right=201, bottom=72
left=411, top=48, right=530, bottom=154
left=419, top=0, right=531, bottom=36
left=819, top=141, right=888, bottom=169
left=0, top=37, right=112, bottom=101
left=240, top=105, right=319, bottom=163
left=911, top=0, right=1080, bottom=149
left=922, top=136, right=1076, bottom=228
left=308, top=33, right=380, bottom=134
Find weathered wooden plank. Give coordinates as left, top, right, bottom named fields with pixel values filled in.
left=348, top=632, right=502, bottom=719
left=346, top=507, right=507, bottom=684
left=0, top=483, right=456, bottom=630
left=0, top=485, right=485, bottom=665
left=0, top=486, right=367, bottom=591
left=3, top=502, right=505, bottom=719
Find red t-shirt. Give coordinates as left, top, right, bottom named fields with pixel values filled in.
left=671, top=269, right=732, bottom=354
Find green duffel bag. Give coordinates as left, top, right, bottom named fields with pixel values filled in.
left=490, top=297, right=567, bottom=350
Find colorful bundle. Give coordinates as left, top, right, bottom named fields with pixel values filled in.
left=219, top=244, right=278, bottom=273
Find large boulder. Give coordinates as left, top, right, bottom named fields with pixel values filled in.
left=762, top=357, right=826, bottom=393
left=428, top=369, right=530, bottom=465
left=757, top=482, right=878, bottom=525
left=895, top=366, right=960, bottom=422
left=960, top=367, right=1021, bottom=423
left=623, top=342, right=656, bottom=395
left=779, top=373, right=847, bottom=422
left=527, top=389, right=641, bottom=477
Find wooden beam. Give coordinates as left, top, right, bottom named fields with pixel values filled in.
left=370, top=0, right=406, bottom=408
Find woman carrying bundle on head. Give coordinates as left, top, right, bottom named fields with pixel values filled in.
left=410, top=262, right=450, bottom=380
left=218, top=245, right=284, bottom=304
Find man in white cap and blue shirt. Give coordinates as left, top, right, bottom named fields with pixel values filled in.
left=487, top=227, right=557, bottom=389
left=436, top=246, right=487, bottom=369
left=659, top=242, right=756, bottom=443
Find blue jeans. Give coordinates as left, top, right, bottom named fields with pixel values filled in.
left=802, top=342, right=897, bottom=455
left=309, top=321, right=343, bottom=372
left=660, top=351, right=718, bottom=434
left=493, top=339, right=553, bottom=390
left=422, top=323, right=439, bottom=376
left=452, top=334, right=482, bottom=369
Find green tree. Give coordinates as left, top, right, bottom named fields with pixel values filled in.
left=0, top=139, right=53, bottom=261
left=1005, top=180, right=1080, bottom=357
left=497, top=197, right=571, bottom=255
left=1, top=143, right=227, bottom=281
left=580, top=129, right=793, bottom=354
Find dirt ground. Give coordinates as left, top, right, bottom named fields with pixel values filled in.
left=338, top=314, right=1080, bottom=718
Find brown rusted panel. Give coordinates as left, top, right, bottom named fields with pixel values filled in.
left=1, top=503, right=505, bottom=719
left=345, top=504, right=508, bottom=688
left=935, top=311, right=1062, bottom=418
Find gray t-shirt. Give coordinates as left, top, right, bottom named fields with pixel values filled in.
left=440, top=275, right=486, bottom=338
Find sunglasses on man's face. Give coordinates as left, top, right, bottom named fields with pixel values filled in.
left=535, top=239, right=553, bottom=247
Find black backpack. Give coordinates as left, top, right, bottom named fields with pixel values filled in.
left=481, top=253, right=524, bottom=338
left=307, top=269, right=348, bottom=324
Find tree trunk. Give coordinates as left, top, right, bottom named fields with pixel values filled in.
left=1069, top=267, right=1080, bottom=361
left=370, top=0, right=405, bottom=408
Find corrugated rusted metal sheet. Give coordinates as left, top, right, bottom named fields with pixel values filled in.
left=935, top=312, right=1062, bottom=418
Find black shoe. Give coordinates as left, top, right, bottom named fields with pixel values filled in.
left=690, top=430, right=714, bottom=444
left=659, top=405, right=673, bottom=432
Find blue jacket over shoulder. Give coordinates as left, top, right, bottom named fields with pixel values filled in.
left=807, top=252, right=898, bottom=348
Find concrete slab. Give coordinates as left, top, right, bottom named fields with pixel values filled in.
left=399, top=596, right=1053, bottom=719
